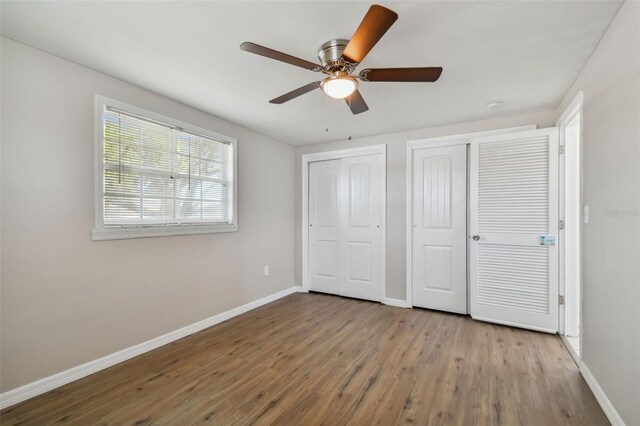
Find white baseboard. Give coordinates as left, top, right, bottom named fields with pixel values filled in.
left=559, top=334, right=580, bottom=366
left=580, top=362, right=626, bottom=426
left=383, top=298, right=411, bottom=308
left=0, top=286, right=303, bottom=410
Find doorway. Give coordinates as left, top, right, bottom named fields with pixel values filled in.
left=558, top=92, right=583, bottom=358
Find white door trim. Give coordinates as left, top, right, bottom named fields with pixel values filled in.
left=557, top=91, right=584, bottom=357
left=405, top=126, right=537, bottom=307
left=302, top=144, right=387, bottom=302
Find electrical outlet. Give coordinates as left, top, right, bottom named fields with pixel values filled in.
left=263, top=266, right=270, bottom=277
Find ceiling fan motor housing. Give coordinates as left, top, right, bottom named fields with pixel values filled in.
left=318, top=39, right=350, bottom=69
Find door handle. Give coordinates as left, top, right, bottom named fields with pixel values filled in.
left=472, top=235, right=480, bottom=241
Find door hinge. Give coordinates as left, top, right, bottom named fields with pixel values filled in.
left=559, top=220, right=565, bottom=230
left=559, top=295, right=565, bottom=305
left=559, top=145, right=565, bottom=154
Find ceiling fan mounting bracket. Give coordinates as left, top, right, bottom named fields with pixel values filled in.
left=318, top=39, right=357, bottom=74
left=318, top=39, right=349, bottom=65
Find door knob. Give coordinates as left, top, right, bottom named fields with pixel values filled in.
left=472, top=235, right=480, bottom=241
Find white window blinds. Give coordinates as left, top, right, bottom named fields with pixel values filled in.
left=102, top=107, right=233, bottom=227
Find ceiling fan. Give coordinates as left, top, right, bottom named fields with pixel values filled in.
left=240, top=4, right=443, bottom=115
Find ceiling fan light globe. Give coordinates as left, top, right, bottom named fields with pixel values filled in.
left=321, top=75, right=358, bottom=99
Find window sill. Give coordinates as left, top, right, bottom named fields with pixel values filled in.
left=91, top=224, right=239, bottom=241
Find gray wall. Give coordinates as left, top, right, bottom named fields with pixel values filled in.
left=295, top=3, right=640, bottom=423
left=0, top=38, right=296, bottom=392
left=295, top=110, right=557, bottom=299
left=555, top=3, right=639, bottom=424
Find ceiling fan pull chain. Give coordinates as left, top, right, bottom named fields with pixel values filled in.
left=325, top=92, right=329, bottom=133
left=348, top=96, right=353, bottom=141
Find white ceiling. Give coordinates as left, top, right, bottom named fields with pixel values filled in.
left=1, top=1, right=621, bottom=146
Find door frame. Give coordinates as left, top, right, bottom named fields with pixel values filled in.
left=301, top=144, right=387, bottom=302
left=557, top=91, right=584, bottom=362
left=406, top=126, right=537, bottom=308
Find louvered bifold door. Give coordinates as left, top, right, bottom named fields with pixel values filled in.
left=469, top=128, right=559, bottom=333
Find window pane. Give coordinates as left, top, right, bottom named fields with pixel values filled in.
left=105, top=169, right=140, bottom=197
left=142, top=174, right=173, bottom=198
left=104, top=195, right=141, bottom=223
left=178, top=200, right=201, bottom=220
left=200, top=159, right=226, bottom=180
left=203, top=201, right=225, bottom=222
left=176, top=177, right=201, bottom=200
left=142, top=198, right=174, bottom=221
left=202, top=181, right=225, bottom=201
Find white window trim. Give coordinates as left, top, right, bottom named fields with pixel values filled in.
left=92, top=95, right=238, bottom=241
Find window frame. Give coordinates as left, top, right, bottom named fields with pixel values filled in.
left=92, top=95, right=238, bottom=241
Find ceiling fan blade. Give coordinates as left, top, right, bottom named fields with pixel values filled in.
left=345, top=90, right=369, bottom=114
left=240, top=42, right=322, bottom=71
left=270, top=82, right=321, bottom=104
left=359, top=67, right=443, bottom=82
left=342, top=5, right=398, bottom=64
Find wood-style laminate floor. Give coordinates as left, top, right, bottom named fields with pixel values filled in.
left=1, top=293, right=608, bottom=425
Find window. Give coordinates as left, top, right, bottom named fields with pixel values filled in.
left=92, top=96, right=237, bottom=240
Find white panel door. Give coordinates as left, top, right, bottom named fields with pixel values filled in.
left=470, top=128, right=559, bottom=332
left=340, top=154, right=383, bottom=302
left=412, top=145, right=467, bottom=313
left=309, top=160, right=341, bottom=295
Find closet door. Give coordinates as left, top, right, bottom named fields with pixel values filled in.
left=470, top=128, right=559, bottom=332
left=412, top=145, right=467, bottom=313
left=309, top=160, right=341, bottom=295
left=340, top=154, right=383, bottom=302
